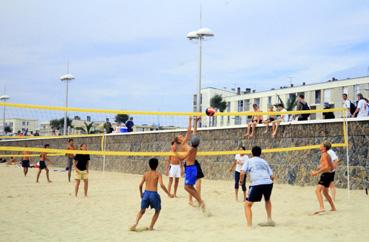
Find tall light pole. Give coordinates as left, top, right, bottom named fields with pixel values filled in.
left=0, top=94, right=10, bottom=135
left=187, top=27, right=214, bottom=113
left=60, top=70, right=75, bottom=135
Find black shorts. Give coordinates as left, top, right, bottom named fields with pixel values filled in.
left=195, top=160, right=204, bottom=179
left=39, top=161, right=47, bottom=170
left=21, top=160, right=30, bottom=168
left=318, top=172, right=334, bottom=188
left=247, top=184, right=273, bottom=202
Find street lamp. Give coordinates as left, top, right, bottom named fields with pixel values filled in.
left=0, top=94, right=10, bottom=135
left=60, top=73, right=75, bottom=135
left=187, top=28, right=214, bottom=113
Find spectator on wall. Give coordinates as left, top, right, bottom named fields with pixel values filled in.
left=342, top=93, right=356, bottom=118
left=125, top=117, right=134, bottom=132
left=322, top=102, right=335, bottom=119
left=353, top=93, right=368, bottom=118
left=296, top=94, right=310, bottom=121
left=104, top=118, right=113, bottom=133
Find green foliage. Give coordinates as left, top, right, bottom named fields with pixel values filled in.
left=4, top=126, right=12, bottom=133
left=75, top=122, right=95, bottom=134
left=286, top=95, right=297, bottom=111
left=49, top=117, right=73, bottom=130
left=115, top=114, right=129, bottom=124
left=210, top=94, right=227, bottom=112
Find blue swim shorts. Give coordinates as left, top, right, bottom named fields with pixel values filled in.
left=141, top=190, right=161, bottom=211
left=185, top=164, right=198, bottom=186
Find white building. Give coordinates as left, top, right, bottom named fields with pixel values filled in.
left=1, top=118, right=38, bottom=134
left=196, top=76, right=369, bottom=127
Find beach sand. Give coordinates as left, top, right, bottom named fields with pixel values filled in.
left=0, top=164, right=368, bottom=242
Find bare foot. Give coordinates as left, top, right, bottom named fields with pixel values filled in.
left=312, top=209, right=326, bottom=215
left=129, top=225, right=137, bottom=231
left=48, top=180, right=52, bottom=183
left=330, top=208, right=337, bottom=212
left=200, top=201, right=206, bottom=213
left=189, top=201, right=197, bottom=207
left=244, top=134, right=249, bottom=138
left=258, top=220, right=276, bottom=227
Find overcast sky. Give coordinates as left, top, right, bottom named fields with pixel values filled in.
left=1, top=0, right=369, bottom=113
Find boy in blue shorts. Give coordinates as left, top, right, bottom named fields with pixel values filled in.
left=130, top=158, right=173, bottom=231
left=240, top=146, right=275, bottom=227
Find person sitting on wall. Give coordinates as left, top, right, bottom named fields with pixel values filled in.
left=296, top=94, right=310, bottom=121
left=271, top=104, right=289, bottom=138
left=263, top=106, right=275, bottom=134
left=244, top=104, right=263, bottom=138
left=125, top=117, right=134, bottom=132
left=322, top=102, right=335, bottom=119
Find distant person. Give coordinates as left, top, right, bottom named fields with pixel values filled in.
left=36, top=144, right=52, bottom=183
left=240, top=146, right=275, bottom=227
left=165, top=141, right=182, bottom=197
left=21, top=145, right=31, bottom=176
left=34, top=131, right=40, bottom=136
left=130, top=158, right=173, bottom=231
left=66, top=138, right=76, bottom=182
left=322, top=103, right=335, bottom=119
left=73, top=144, right=90, bottom=197
left=310, top=142, right=336, bottom=215
left=271, top=104, right=288, bottom=138
left=263, top=106, right=275, bottom=134
left=30, top=131, right=34, bottom=136
left=324, top=141, right=340, bottom=201
left=296, top=94, right=310, bottom=121
left=342, top=93, right=355, bottom=118
left=244, top=104, right=263, bottom=138
left=104, top=118, right=113, bottom=133
left=125, top=117, right=134, bottom=132
left=228, top=146, right=248, bottom=201
left=353, top=93, right=368, bottom=118
left=7, top=156, right=17, bottom=165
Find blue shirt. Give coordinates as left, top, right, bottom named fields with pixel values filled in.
left=241, top=157, right=273, bottom=186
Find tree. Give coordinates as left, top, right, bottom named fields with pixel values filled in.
left=115, top=114, right=129, bottom=124
left=210, top=94, right=227, bottom=112
left=49, top=117, right=73, bottom=131
left=76, top=122, right=95, bottom=134
left=4, top=126, right=12, bottom=134
left=286, top=95, right=297, bottom=111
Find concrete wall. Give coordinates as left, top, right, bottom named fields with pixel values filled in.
left=1, top=119, right=368, bottom=189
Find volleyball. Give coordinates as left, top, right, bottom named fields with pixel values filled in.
left=205, top=107, right=216, bottom=116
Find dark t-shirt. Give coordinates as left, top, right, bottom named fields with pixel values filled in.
left=125, top=120, right=134, bottom=132
left=75, top=154, right=90, bottom=171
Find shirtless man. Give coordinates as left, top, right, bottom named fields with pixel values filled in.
left=66, top=138, right=76, bottom=182
left=36, top=144, right=52, bottom=183
left=244, top=104, right=263, bottom=138
left=165, top=141, right=183, bottom=197
left=175, top=135, right=205, bottom=211
left=130, top=158, right=173, bottom=231
left=310, top=143, right=337, bottom=214
left=21, top=145, right=32, bottom=176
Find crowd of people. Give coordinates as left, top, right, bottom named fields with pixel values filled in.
left=244, top=93, right=369, bottom=138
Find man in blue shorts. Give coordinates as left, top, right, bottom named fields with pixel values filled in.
left=240, top=146, right=275, bottom=227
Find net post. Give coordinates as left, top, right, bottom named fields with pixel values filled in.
left=342, top=111, right=350, bottom=199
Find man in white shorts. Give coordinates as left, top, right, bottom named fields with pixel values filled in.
left=165, top=141, right=183, bottom=197
left=324, top=141, right=340, bottom=201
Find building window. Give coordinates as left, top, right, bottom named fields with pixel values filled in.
left=226, top=102, right=231, bottom=112
left=235, top=116, right=241, bottom=125
left=22, top=121, right=26, bottom=126
left=244, top=99, right=250, bottom=111
left=323, top=89, right=331, bottom=103
left=288, top=93, right=296, bottom=101
left=268, top=96, right=272, bottom=106
left=254, top=98, right=260, bottom=107
left=315, top=90, right=321, bottom=104
left=193, top=94, right=197, bottom=106
left=237, top=100, right=244, bottom=112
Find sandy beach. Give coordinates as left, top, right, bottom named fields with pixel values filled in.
left=0, top=164, right=368, bottom=242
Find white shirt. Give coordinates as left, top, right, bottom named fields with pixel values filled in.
left=343, top=100, right=351, bottom=117
left=234, top=154, right=249, bottom=172
left=281, top=108, right=289, bottom=122
left=357, top=99, right=368, bottom=117
left=241, top=157, right=273, bottom=186
left=327, top=149, right=338, bottom=172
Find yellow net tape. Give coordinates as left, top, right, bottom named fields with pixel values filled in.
left=0, top=102, right=345, bottom=116
left=0, top=143, right=347, bottom=157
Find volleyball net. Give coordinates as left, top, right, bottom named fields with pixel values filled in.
left=0, top=101, right=349, bottom=157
